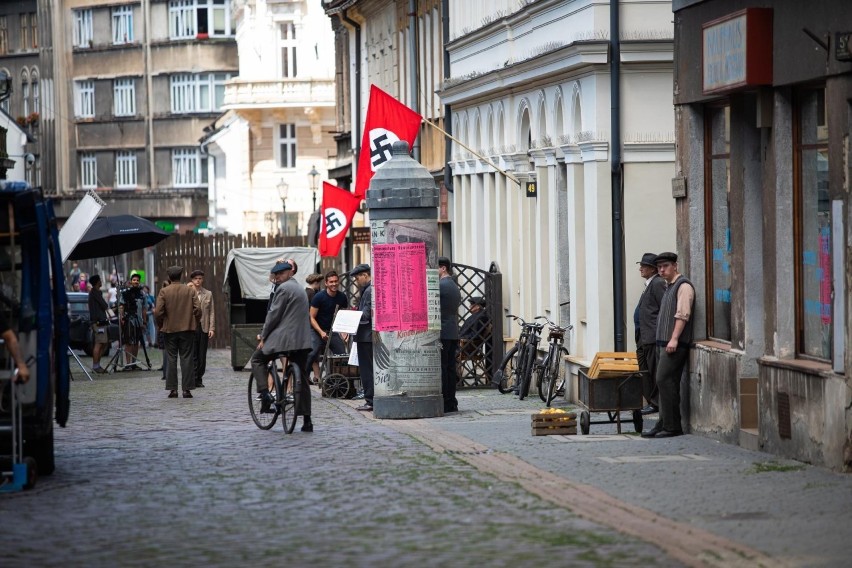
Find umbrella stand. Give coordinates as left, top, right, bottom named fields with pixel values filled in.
left=103, top=256, right=152, bottom=373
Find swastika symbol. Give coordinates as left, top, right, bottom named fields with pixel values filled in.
left=368, top=128, right=401, bottom=172
left=325, top=211, right=344, bottom=234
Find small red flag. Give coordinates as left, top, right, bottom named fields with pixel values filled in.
left=354, top=84, right=422, bottom=199
left=319, top=182, right=362, bottom=258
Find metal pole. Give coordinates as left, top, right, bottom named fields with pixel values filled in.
left=610, top=0, right=626, bottom=352
left=282, top=199, right=287, bottom=236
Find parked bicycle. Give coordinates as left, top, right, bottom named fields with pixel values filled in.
left=535, top=318, right=572, bottom=406
left=248, top=354, right=299, bottom=433
left=493, top=315, right=545, bottom=399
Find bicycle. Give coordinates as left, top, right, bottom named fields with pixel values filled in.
left=493, top=315, right=544, bottom=399
left=535, top=318, right=571, bottom=406
left=248, top=354, right=299, bottom=434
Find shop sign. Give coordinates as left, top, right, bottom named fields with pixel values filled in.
left=351, top=226, right=371, bottom=245
left=702, top=8, right=772, bottom=95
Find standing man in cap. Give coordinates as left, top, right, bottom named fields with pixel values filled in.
left=459, top=296, right=492, bottom=381
left=634, top=253, right=667, bottom=414
left=438, top=256, right=461, bottom=413
left=155, top=266, right=201, bottom=399
left=252, top=260, right=315, bottom=432
left=642, top=252, right=695, bottom=438
left=350, top=264, right=374, bottom=411
left=188, top=269, right=214, bottom=388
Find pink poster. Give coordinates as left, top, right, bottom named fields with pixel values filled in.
left=373, top=242, right=428, bottom=331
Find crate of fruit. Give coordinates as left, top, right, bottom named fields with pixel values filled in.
left=531, top=408, right=577, bottom=436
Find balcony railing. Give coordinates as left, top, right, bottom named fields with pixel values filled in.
left=223, top=79, right=335, bottom=109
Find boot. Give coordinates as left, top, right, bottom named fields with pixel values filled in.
left=301, top=415, right=313, bottom=432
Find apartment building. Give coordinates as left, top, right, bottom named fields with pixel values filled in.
left=34, top=0, right=238, bottom=232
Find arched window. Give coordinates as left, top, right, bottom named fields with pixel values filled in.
left=30, top=68, right=39, bottom=121
left=519, top=102, right=531, bottom=152
left=20, top=69, right=29, bottom=117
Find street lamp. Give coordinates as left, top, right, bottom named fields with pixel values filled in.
left=308, top=165, right=320, bottom=211
left=277, top=179, right=289, bottom=236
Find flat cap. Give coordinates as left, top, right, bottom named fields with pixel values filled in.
left=270, top=261, right=292, bottom=274
left=189, top=269, right=204, bottom=278
left=350, top=263, right=371, bottom=277
left=654, top=251, right=678, bottom=264
left=469, top=296, right=486, bottom=306
left=637, top=253, right=657, bottom=267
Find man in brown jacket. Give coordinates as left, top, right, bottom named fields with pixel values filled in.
left=155, top=265, right=201, bottom=398
left=188, top=269, right=214, bottom=388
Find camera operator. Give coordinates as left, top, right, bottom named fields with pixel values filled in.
left=119, top=271, right=148, bottom=370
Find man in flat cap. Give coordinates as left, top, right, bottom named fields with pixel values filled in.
left=155, top=265, right=201, bottom=398
left=438, top=256, right=461, bottom=413
left=350, top=264, right=374, bottom=411
left=459, top=296, right=492, bottom=380
left=188, top=269, right=214, bottom=388
left=252, top=260, right=315, bottom=431
left=634, top=253, right=666, bottom=414
left=642, top=252, right=695, bottom=438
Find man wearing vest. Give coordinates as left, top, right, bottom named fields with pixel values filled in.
left=634, top=253, right=667, bottom=414
left=641, top=251, right=695, bottom=439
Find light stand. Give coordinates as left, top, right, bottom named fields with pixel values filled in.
left=102, top=259, right=151, bottom=373
left=277, top=179, right=289, bottom=236
left=309, top=165, right=319, bottom=211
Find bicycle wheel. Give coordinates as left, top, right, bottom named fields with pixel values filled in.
left=517, top=349, right=534, bottom=400
left=248, top=372, right=278, bottom=430
left=279, top=364, right=298, bottom=434
left=495, top=345, right=518, bottom=394
left=538, top=354, right=553, bottom=403
left=547, top=347, right=568, bottom=405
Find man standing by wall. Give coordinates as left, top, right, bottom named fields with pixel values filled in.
left=88, top=274, right=110, bottom=374
left=252, top=261, right=314, bottom=432
left=308, top=270, right=348, bottom=383
left=438, top=256, right=461, bottom=413
left=634, top=253, right=667, bottom=414
left=350, top=264, right=374, bottom=412
left=188, top=270, right=214, bottom=388
left=155, top=266, right=201, bottom=399
left=642, top=252, right=695, bottom=438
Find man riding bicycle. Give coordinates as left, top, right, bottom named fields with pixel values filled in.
left=251, top=260, right=314, bottom=432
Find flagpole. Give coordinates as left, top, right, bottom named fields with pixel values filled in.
left=422, top=119, right=521, bottom=187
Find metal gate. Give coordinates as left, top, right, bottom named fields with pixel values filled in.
left=453, top=261, right=502, bottom=388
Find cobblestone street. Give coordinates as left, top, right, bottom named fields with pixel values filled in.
left=6, top=349, right=671, bottom=567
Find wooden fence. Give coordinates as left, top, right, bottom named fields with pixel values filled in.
left=154, top=232, right=308, bottom=349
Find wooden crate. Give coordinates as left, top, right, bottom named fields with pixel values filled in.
left=588, top=351, right=639, bottom=378
left=531, top=412, right=578, bottom=436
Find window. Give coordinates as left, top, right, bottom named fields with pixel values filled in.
left=277, top=124, right=296, bottom=168
left=0, top=17, right=7, bottom=54
left=30, top=12, right=37, bottom=49
left=169, top=73, right=230, bottom=113
left=172, top=148, right=208, bottom=186
left=169, top=0, right=233, bottom=40
left=80, top=153, right=97, bottom=189
left=280, top=22, right=297, bottom=78
left=21, top=74, right=29, bottom=116
left=31, top=76, right=38, bottom=123
left=704, top=104, right=731, bottom=341
left=794, top=87, right=831, bottom=360
left=114, top=78, right=136, bottom=116
left=20, top=12, right=28, bottom=51
left=75, top=80, right=95, bottom=118
left=112, top=6, right=134, bottom=45
left=74, top=9, right=93, bottom=48
left=115, top=151, right=137, bottom=189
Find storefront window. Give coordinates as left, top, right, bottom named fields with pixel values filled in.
left=704, top=104, right=731, bottom=341
left=795, top=87, right=831, bottom=360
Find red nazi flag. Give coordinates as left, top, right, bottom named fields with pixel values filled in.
left=354, top=84, right=422, bottom=199
left=319, top=182, right=362, bottom=258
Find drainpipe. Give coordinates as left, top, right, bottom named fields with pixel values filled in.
left=341, top=9, right=361, bottom=178
left=610, top=0, right=626, bottom=351
left=143, top=0, right=155, bottom=193
left=409, top=0, right=420, bottom=162
left=442, top=0, right=452, bottom=193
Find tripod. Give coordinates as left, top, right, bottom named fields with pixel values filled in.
left=104, top=311, right=151, bottom=372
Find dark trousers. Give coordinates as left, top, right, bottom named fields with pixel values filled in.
left=251, top=348, right=312, bottom=417
left=357, top=341, right=374, bottom=405
left=164, top=331, right=195, bottom=392
left=655, top=346, right=689, bottom=432
left=440, top=339, right=459, bottom=412
left=193, top=329, right=209, bottom=385
left=636, top=341, right=659, bottom=407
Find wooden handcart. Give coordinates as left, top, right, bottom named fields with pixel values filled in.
left=577, top=352, right=645, bottom=435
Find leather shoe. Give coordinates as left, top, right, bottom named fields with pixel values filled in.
left=195, top=382, right=205, bottom=388
left=355, top=404, right=373, bottom=411
left=182, top=391, right=193, bottom=398
left=640, top=428, right=661, bottom=438
left=640, top=405, right=659, bottom=415
left=168, top=390, right=178, bottom=398
left=654, top=429, right=683, bottom=438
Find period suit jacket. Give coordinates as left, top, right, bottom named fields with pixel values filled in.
left=355, top=282, right=373, bottom=343
left=155, top=282, right=201, bottom=333
left=636, top=274, right=667, bottom=345
left=195, top=286, right=215, bottom=334
left=260, top=278, right=312, bottom=355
